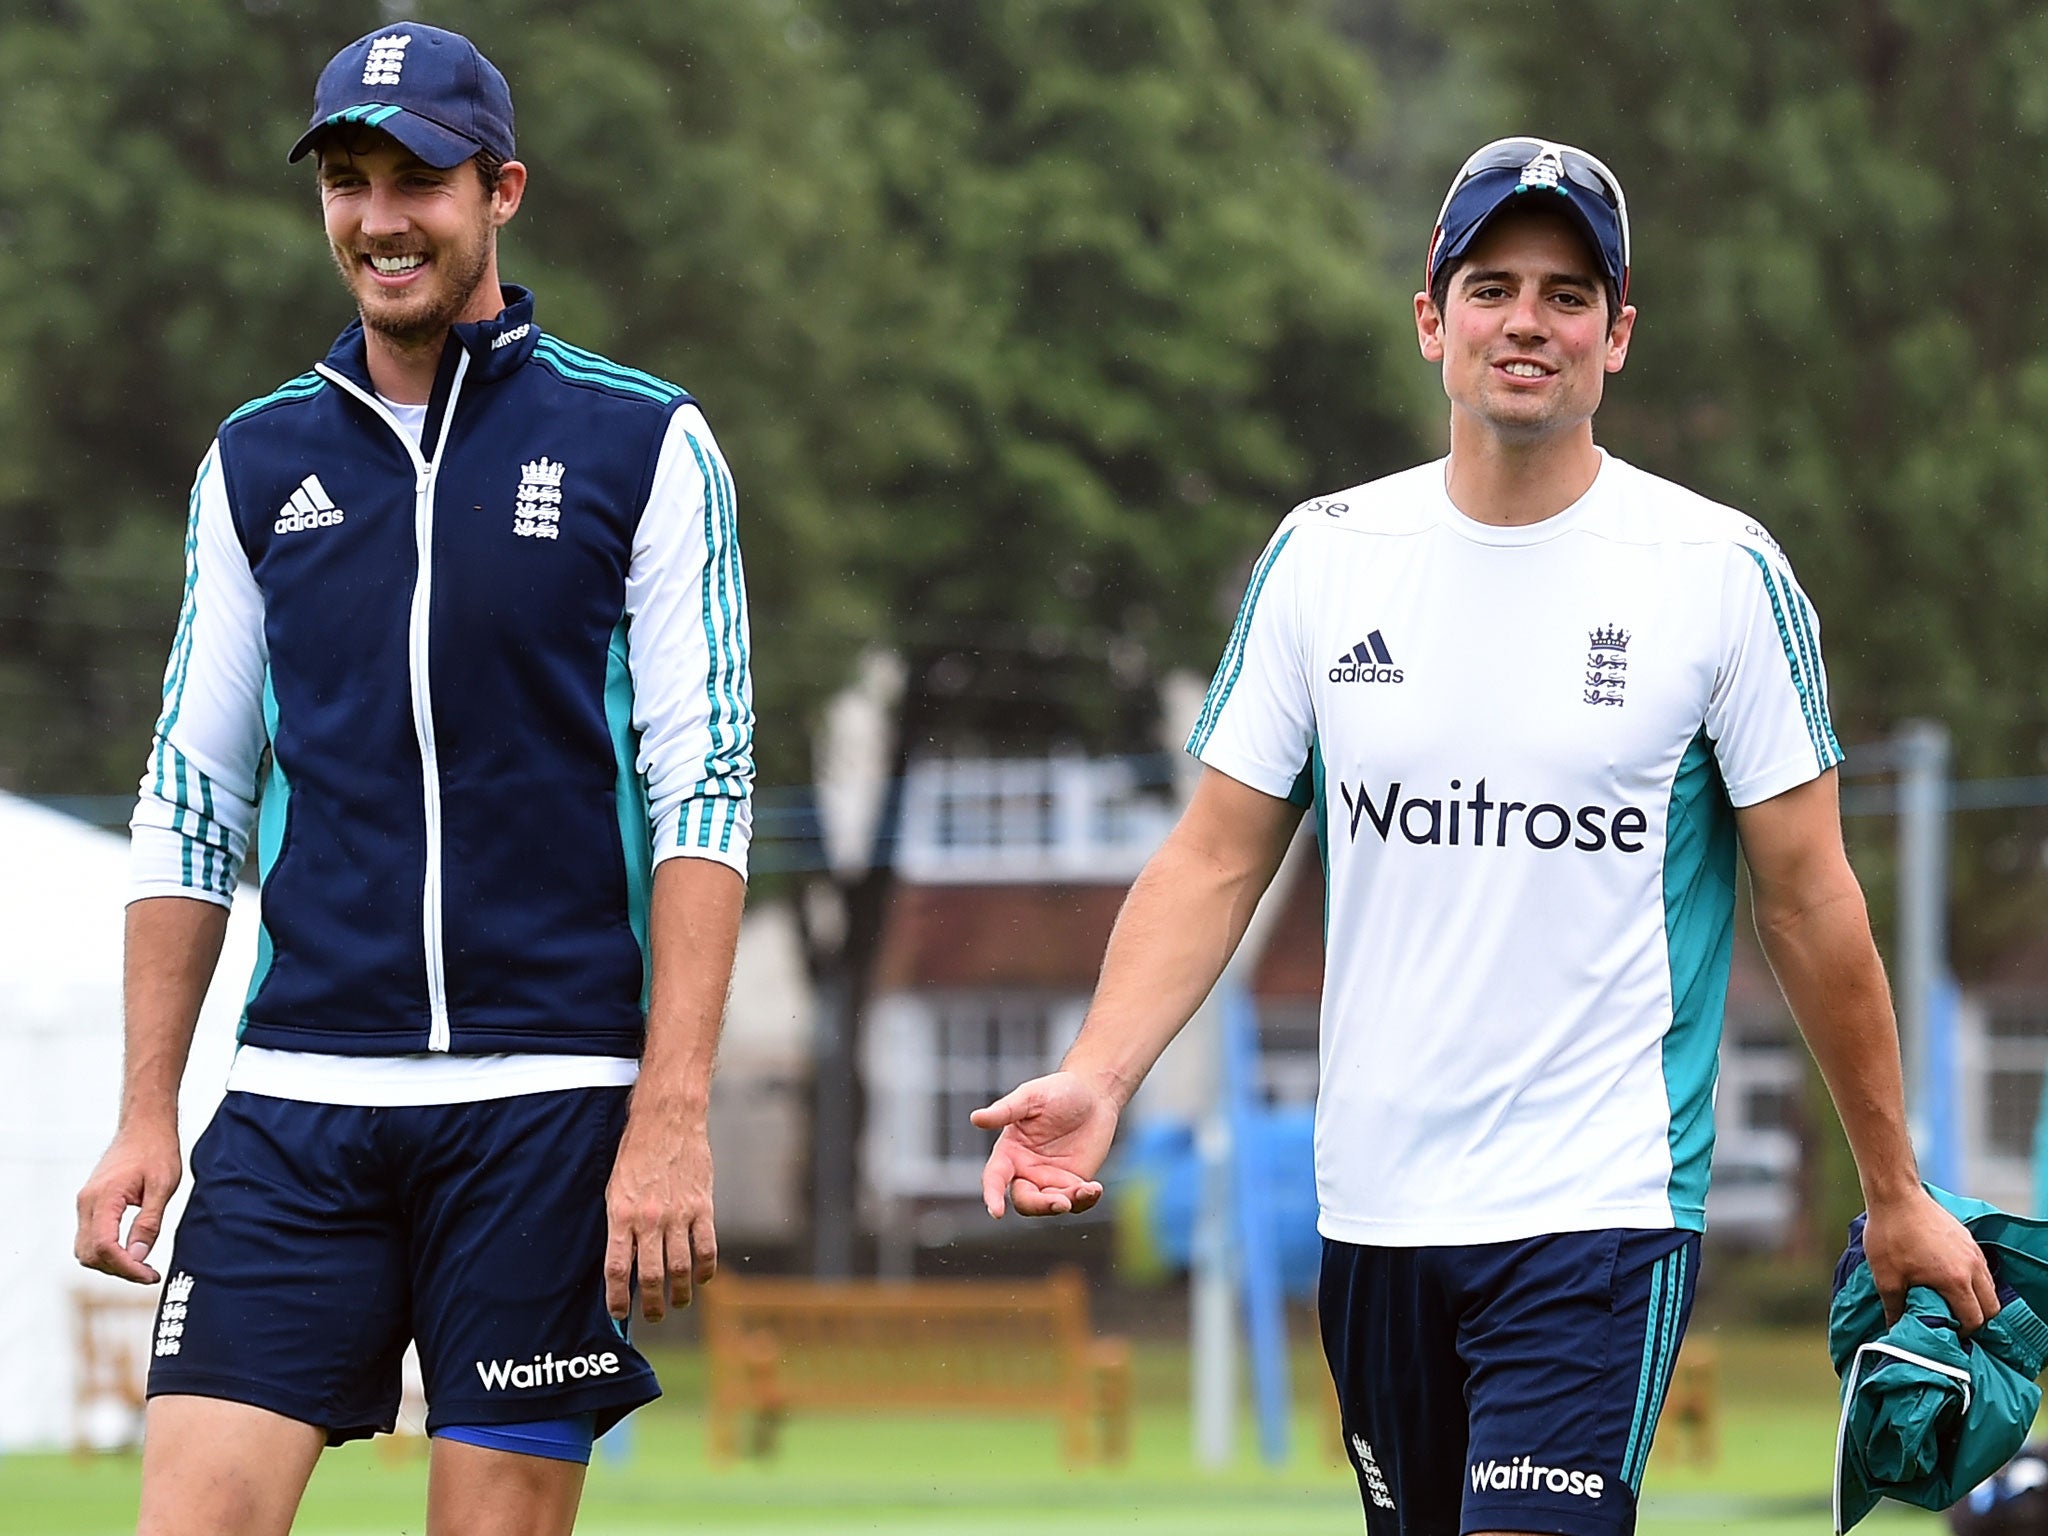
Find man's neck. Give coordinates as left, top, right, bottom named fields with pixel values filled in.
left=359, top=272, right=507, bottom=406
left=1442, top=415, right=1603, bottom=528
left=363, top=331, right=445, bottom=406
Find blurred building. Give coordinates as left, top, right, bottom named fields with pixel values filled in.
left=1957, top=933, right=2048, bottom=1214
left=857, top=754, right=1327, bottom=1244
left=850, top=752, right=1810, bottom=1250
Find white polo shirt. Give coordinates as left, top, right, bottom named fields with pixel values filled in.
left=1190, top=452, right=1842, bottom=1245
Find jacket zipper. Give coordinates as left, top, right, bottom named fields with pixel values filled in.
left=315, top=354, right=471, bottom=1051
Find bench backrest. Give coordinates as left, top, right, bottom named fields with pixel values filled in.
left=702, top=1268, right=1097, bottom=1408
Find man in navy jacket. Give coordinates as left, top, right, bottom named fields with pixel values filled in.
left=72, top=25, right=753, bottom=1534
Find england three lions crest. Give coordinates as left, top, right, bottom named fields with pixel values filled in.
left=1585, top=625, right=1628, bottom=707
left=514, top=457, right=566, bottom=540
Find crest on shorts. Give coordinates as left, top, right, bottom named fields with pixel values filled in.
left=1351, top=1432, right=1397, bottom=1510
left=155, top=1272, right=195, bottom=1358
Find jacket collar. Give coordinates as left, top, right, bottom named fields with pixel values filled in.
left=319, top=283, right=540, bottom=396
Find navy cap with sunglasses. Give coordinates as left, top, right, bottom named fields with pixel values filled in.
left=288, top=25, right=515, bottom=169
left=1426, top=137, right=1630, bottom=307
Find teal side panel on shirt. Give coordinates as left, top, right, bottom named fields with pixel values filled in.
left=1290, top=739, right=1328, bottom=941
left=607, top=618, right=654, bottom=1013
left=1661, top=727, right=1739, bottom=1227
left=241, top=670, right=288, bottom=1038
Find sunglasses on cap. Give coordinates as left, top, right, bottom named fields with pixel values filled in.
left=1427, top=136, right=1631, bottom=305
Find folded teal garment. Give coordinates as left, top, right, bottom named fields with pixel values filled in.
left=1830, top=1187, right=2048, bottom=1534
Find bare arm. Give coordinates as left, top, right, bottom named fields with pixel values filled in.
left=974, top=767, right=1302, bottom=1216
left=73, top=895, right=229, bottom=1283
left=603, top=854, right=744, bottom=1320
left=1739, top=770, right=1996, bottom=1325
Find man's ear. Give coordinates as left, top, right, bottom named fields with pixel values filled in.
left=490, top=160, right=528, bottom=226
left=1415, top=290, right=1446, bottom=364
left=1604, top=303, right=1637, bottom=374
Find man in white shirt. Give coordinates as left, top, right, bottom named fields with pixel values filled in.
left=976, top=137, right=1994, bottom=1535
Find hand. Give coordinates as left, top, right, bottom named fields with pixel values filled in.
left=972, top=1071, right=1119, bottom=1219
left=1862, top=1187, right=2000, bottom=1330
left=74, top=1121, right=183, bottom=1285
left=603, top=1100, right=716, bottom=1322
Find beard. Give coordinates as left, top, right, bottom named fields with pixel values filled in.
left=333, top=217, right=497, bottom=349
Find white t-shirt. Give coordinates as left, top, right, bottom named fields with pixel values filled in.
left=1190, top=452, right=1843, bottom=1245
left=376, top=392, right=428, bottom=447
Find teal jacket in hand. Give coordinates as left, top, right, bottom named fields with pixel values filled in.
left=1829, top=1187, right=2048, bottom=1533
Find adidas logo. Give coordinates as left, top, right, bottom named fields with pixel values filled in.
left=1328, top=630, right=1404, bottom=684
left=362, top=33, right=411, bottom=87
left=274, top=473, right=346, bottom=535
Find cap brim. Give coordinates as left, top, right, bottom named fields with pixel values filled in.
left=289, top=105, right=481, bottom=168
left=1434, top=184, right=1617, bottom=290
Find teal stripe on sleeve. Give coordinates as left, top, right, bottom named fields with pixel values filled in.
left=716, top=454, right=752, bottom=781
left=532, top=346, right=673, bottom=406
left=538, top=337, right=684, bottom=399
left=704, top=440, right=743, bottom=778
left=223, top=374, right=323, bottom=426
left=197, top=771, right=217, bottom=891
left=1769, top=563, right=1830, bottom=756
left=153, top=458, right=215, bottom=796
left=1188, top=527, right=1295, bottom=757
left=532, top=339, right=679, bottom=405
left=683, top=430, right=749, bottom=802
left=1784, top=585, right=1843, bottom=762
left=1739, top=548, right=1828, bottom=767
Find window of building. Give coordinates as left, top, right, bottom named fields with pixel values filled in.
left=867, top=991, right=1087, bottom=1198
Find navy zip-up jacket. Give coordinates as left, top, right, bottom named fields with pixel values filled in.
left=131, top=288, right=754, bottom=1058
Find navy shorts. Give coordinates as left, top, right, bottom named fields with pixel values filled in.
left=1319, top=1228, right=1700, bottom=1536
left=148, top=1088, right=659, bottom=1443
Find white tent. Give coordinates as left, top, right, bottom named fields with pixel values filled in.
left=0, top=792, right=253, bottom=1452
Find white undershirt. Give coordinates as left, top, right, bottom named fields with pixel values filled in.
left=225, top=1045, right=639, bottom=1106
left=222, top=388, right=641, bottom=1108
left=377, top=393, right=429, bottom=448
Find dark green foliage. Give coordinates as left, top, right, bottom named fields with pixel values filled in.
left=1392, top=0, right=2048, bottom=962
left=0, top=0, right=1418, bottom=793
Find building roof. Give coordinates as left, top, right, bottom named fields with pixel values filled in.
left=871, top=850, right=1790, bottom=1030
left=873, top=857, right=1328, bottom=997
left=873, top=882, right=1130, bottom=991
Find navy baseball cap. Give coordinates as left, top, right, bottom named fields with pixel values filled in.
left=1426, top=137, right=1630, bottom=306
left=288, top=25, right=515, bottom=169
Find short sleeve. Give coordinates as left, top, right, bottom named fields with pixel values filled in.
left=1184, top=522, right=1315, bottom=805
left=1707, top=537, right=1845, bottom=807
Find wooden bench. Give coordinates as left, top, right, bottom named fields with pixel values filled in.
left=701, top=1266, right=1132, bottom=1466
left=1652, top=1338, right=1718, bottom=1469
left=72, top=1288, right=157, bottom=1455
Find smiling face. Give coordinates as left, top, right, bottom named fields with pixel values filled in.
left=317, top=132, right=523, bottom=350
left=1416, top=204, right=1635, bottom=445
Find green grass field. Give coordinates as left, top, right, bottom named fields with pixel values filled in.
left=1, top=1328, right=1945, bottom=1535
